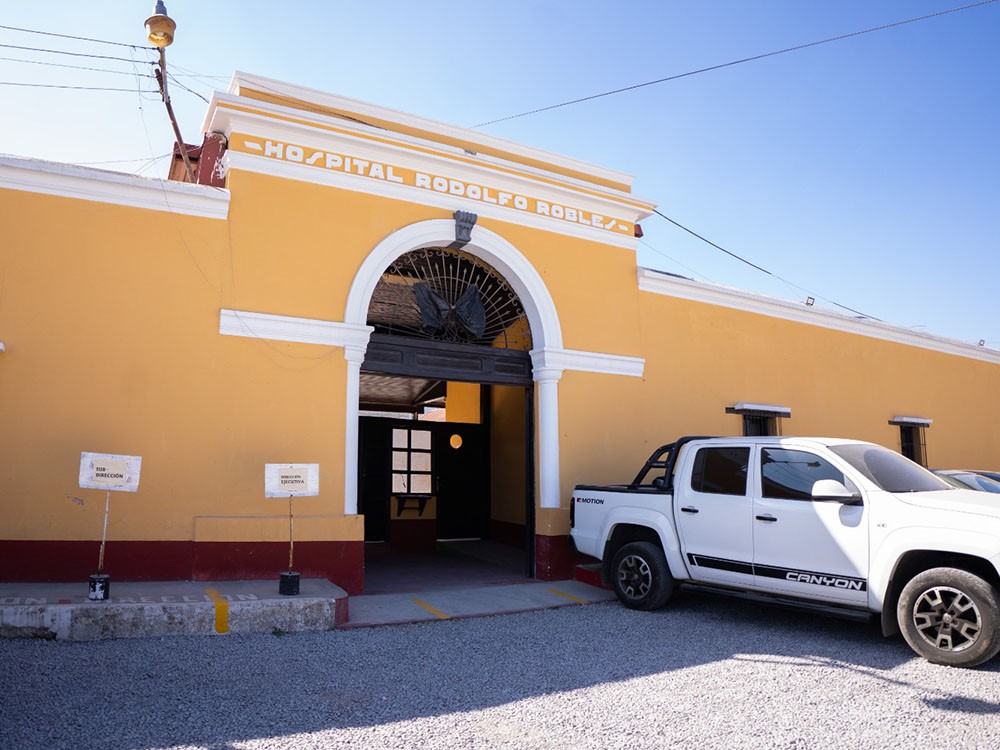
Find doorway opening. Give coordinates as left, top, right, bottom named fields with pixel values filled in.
left=357, top=245, right=536, bottom=594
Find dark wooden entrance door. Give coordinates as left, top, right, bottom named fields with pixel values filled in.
left=434, top=422, right=489, bottom=540
left=358, top=418, right=390, bottom=542
left=359, top=418, right=490, bottom=543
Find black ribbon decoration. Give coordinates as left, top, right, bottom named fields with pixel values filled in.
left=414, top=282, right=487, bottom=339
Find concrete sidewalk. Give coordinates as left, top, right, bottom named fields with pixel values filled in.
left=0, top=578, right=615, bottom=641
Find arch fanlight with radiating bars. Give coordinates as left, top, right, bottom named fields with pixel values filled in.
left=366, top=247, right=531, bottom=350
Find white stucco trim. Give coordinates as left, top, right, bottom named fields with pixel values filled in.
left=221, top=72, right=637, bottom=190
left=345, top=220, right=564, bottom=350
left=223, top=150, right=640, bottom=251
left=730, top=402, right=792, bottom=417
left=344, top=219, right=568, bottom=512
left=219, top=309, right=373, bottom=348
left=0, top=155, right=230, bottom=219
left=638, top=268, right=1000, bottom=365
left=530, top=347, right=645, bottom=378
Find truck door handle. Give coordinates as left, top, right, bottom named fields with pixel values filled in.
left=755, top=514, right=777, bottom=523
left=680, top=506, right=699, bottom=514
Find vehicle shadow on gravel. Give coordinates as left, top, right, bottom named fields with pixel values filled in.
left=2, top=593, right=998, bottom=749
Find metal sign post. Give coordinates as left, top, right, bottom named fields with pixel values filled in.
left=265, top=463, right=319, bottom=596
left=79, top=452, right=142, bottom=601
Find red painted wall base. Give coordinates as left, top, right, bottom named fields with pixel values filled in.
left=534, top=534, right=589, bottom=581
left=0, top=540, right=364, bottom=595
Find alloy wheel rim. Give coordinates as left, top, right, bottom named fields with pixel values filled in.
left=618, top=554, right=652, bottom=599
left=912, top=585, right=982, bottom=652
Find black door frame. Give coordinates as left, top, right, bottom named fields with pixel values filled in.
left=359, top=334, right=535, bottom=574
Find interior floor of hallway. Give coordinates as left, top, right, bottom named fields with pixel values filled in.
left=362, top=539, right=530, bottom=595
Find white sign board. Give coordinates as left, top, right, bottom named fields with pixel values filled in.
left=79, top=452, right=142, bottom=492
left=265, top=463, right=319, bottom=498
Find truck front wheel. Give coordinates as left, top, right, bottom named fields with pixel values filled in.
left=897, top=567, right=1000, bottom=668
left=611, top=541, right=673, bottom=611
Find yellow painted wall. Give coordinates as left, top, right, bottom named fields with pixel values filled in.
left=0, top=184, right=361, bottom=543
left=554, top=292, right=1000, bottom=536
left=6, top=116, right=1000, bottom=557
left=490, top=385, right=527, bottom=526
left=445, top=382, right=480, bottom=423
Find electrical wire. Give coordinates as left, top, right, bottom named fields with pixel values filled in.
left=0, top=55, right=149, bottom=76
left=166, top=72, right=210, bottom=103
left=0, top=42, right=156, bottom=64
left=651, top=209, right=880, bottom=321
left=0, top=81, right=158, bottom=93
left=638, top=238, right=716, bottom=283
left=474, top=0, right=998, bottom=127
left=68, top=153, right=171, bottom=166
left=0, top=23, right=154, bottom=50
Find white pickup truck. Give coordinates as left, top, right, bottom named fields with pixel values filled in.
left=570, top=436, right=1000, bottom=668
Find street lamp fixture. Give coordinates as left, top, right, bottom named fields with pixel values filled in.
left=144, top=2, right=196, bottom=182
left=145, top=1, right=176, bottom=47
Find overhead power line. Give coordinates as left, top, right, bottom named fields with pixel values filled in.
left=651, top=209, right=880, bottom=321
left=0, top=43, right=154, bottom=64
left=0, top=24, right=154, bottom=50
left=0, top=55, right=149, bottom=76
left=0, top=81, right=157, bottom=93
left=474, top=0, right=997, bottom=127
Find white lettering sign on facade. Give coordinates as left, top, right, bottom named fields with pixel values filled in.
left=240, top=137, right=633, bottom=237
left=79, top=452, right=142, bottom=492
left=265, top=463, right=319, bottom=498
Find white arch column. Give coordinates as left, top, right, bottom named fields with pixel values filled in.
left=343, top=343, right=367, bottom=515
left=531, top=360, right=565, bottom=509
left=343, top=218, right=565, bottom=519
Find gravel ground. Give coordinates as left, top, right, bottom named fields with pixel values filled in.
left=2, top=590, right=999, bottom=750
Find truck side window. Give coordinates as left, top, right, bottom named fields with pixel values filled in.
left=690, top=447, right=749, bottom=496
left=761, top=448, right=845, bottom=500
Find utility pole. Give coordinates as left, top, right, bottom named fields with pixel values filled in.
left=145, top=2, right=196, bottom=183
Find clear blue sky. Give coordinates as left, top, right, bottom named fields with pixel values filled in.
left=2, top=1, right=997, bottom=345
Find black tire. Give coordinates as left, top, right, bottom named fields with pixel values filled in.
left=610, top=541, right=674, bottom=611
left=897, top=567, right=1000, bottom=668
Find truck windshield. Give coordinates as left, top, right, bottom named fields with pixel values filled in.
left=829, top=444, right=952, bottom=493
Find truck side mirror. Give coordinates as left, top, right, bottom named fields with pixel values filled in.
left=812, top=479, right=863, bottom=505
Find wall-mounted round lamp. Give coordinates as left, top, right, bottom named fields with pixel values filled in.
left=145, top=1, right=176, bottom=47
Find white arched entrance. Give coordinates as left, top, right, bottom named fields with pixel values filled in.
left=342, top=218, right=565, bottom=516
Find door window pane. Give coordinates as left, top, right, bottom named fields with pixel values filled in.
left=392, top=473, right=409, bottom=493
left=392, top=451, right=409, bottom=471
left=411, top=474, right=432, bottom=494
left=761, top=448, right=844, bottom=500
left=392, top=429, right=409, bottom=449
left=410, top=453, right=431, bottom=472
left=691, top=447, right=749, bottom=496
left=411, top=430, right=431, bottom=450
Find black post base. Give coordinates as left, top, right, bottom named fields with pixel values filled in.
left=88, top=574, right=110, bottom=601
left=279, top=571, right=300, bottom=596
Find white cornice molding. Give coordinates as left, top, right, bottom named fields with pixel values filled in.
left=531, top=347, right=645, bottom=378
left=209, top=102, right=654, bottom=219
left=0, top=155, right=229, bottom=219
left=220, top=72, right=637, bottom=191
left=638, top=268, right=1000, bottom=365
left=222, top=150, right=640, bottom=251
left=220, top=309, right=373, bottom=348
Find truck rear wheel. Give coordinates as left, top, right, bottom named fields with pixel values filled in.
left=897, top=567, right=1000, bottom=668
left=611, top=541, right=673, bottom=611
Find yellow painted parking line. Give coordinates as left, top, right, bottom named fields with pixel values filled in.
left=205, top=588, right=229, bottom=634
left=548, top=588, right=589, bottom=605
left=412, top=598, right=451, bottom=619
